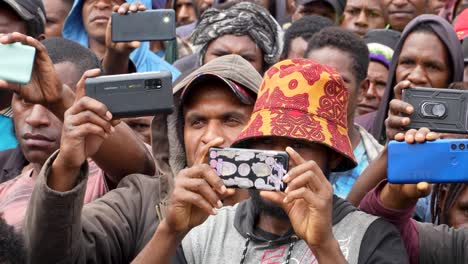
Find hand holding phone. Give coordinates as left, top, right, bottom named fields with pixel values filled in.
left=209, top=147, right=289, bottom=191
left=0, top=33, right=66, bottom=113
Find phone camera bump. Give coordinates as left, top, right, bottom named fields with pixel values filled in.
left=145, top=79, right=162, bottom=89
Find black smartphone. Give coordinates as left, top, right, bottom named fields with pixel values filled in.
left=85, top=71, right=174, bottom=118
left=402, top=87, right=468, bottom=134
left=209, top=147, right=289, bottom=192
left=111, top=9, right=176, bottom=42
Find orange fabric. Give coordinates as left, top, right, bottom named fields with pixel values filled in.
left=234, top=58, right=357, bottom=170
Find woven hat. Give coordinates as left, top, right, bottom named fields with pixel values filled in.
left=232, top=58, right=357, bottom=171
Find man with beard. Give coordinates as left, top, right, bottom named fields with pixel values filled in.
left=133, top=59, right=407, bottom=264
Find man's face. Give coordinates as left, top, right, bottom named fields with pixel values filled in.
left=204, top=34, right=264, bottom=73
left=12, top=62, right=79, bottom=165
left=382, top=0, right=426, bottom=32
left=356, top=61, right=388, bottom=115
left=82, top=0, right=124, bottom=42
left=44, top=0, right=73, bottom=37
left=183, top=82, right=253, bottom=167
left=307, top=47, right=360, bottom=121
left=287, top=37, right=308, bottom=59
left=448, top=186, right=468, bottom=229
left=249, top=137, right=330, bottom=219
left=0, top=3, right=28, bottom=34
left=293, top=1, right=336, bottom=23
left=176, top=0, right=197, bottom=26
left=341, top=0, right=386, bottom=37
left=396, top=32, right=450, bottom=88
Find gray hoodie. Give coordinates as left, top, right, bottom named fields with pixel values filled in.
left=174, top=197, right=409, bottom=264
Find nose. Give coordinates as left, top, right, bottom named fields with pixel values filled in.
left=391, top=0, right=409, bottom=7
left=178, top=5, right=190, bottom=20
left=365, top=83, right=377, bottom=98
left=355, top=11, right=368, bottom=27
left=406, top=65, right=429, bottom=87
left=25, top=105, right=51, bottom=128
left=95, top=0, right=112, bottom=9
left=200, top=121, right=223, bottom=145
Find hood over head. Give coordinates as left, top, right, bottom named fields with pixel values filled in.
left=371, top=14, right=464, bottom=142
left=63, top=0, right=180, bottom=79
left=151, top=54, right=263, bottom=189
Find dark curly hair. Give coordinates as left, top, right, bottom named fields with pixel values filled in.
left=0, top=215, right=26, bottom=264
left=305, top=27, right=369, bottom=84
left=281, top=15, right=334, bottom=59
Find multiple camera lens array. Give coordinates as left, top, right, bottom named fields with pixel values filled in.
left=451, top=144, right=468, bottom=150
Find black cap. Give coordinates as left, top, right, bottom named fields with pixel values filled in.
left=1, top=0, right=46, bottom=37
left=363, top=29, right=401, bottom=50
left=298, top=0, right=347, bottom=17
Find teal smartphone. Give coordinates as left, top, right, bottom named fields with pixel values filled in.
left=0, top=42, right=36, bottom=84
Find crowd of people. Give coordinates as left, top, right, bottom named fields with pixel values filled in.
left=0, top=0, right=468, bottom=263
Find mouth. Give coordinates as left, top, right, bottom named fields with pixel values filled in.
left=23, top=133, right=55, bottom=148
left=91, top=15, right=110, bottom=23
left=357, top=103, right=378, bottom=113
left=388, top=10, right=414, bottom=17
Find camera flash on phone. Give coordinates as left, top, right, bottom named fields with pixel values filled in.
left=163, top=16, right=170, bottom=23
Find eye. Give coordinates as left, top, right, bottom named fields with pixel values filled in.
left=369, top=11, right=381, bottom=18
left=191, top=119, right=206, bottom=129
left=224, top=117, right=241, bottom=127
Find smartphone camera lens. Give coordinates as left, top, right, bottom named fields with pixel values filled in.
left=451, top=144, right=457, bottom=150
left=145, top=79, right=162, bottom=89
left=460, top=144, right=465, bottom=150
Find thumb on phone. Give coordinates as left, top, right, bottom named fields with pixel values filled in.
left=75, top=69, right=101, bottom=100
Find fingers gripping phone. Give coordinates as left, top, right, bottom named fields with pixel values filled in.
left=402, top=87, right=468, bottom=134
left=112, top=9, right=176, bottom=42
left=209, top=147, right=289, bottom=192
left=0, top=43, right=36, bottom=84
left=388, top=139, right=468, bottom=183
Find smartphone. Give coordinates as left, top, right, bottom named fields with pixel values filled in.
left=402, top=87, right=468, bottom=134
left=112, top=9, right=176, bottom=42
left=85, top=71, right=173, bottom=118
left=209, top=147, right=289, bottom=192
left=388, top=139, right=468, bottom=183
left=0, top=43, right=36, bottom=84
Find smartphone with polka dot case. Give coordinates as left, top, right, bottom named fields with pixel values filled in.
left=209, top=147, right=289, bottom=192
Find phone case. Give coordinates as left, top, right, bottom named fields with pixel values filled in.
left=0, top=43, right=36, bottom=84
left=85, top=71, right=173, bottom=118
left=402, top=87, right=468, bottom=134
left=112, top=9, right=176, bottom=42
left=388, top=139, right=468, bottom=183
left=209, top=147, right=289, bottom=191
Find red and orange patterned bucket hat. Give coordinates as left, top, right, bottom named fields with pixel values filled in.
left=232, top=58, right=357, bottom=171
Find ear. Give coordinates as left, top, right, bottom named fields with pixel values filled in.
left=37, top=33, right=46, bottom=41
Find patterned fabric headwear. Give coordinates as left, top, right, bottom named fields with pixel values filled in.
left=232, top=59, right=357, bottom=172
left=191, top=1, right=282, bottom=67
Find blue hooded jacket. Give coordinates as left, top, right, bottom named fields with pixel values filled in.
left=63, top=0, right=180, bottom=80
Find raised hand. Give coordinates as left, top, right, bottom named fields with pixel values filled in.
left=0, top=32, right=73, bottom=118
left=385, top=80, right=414, bottom=141
left=164, top=137, right=228, bottom=234
left=261, top=147, right=335, bottom=248
left=105, top=2, right=146, bottom=55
